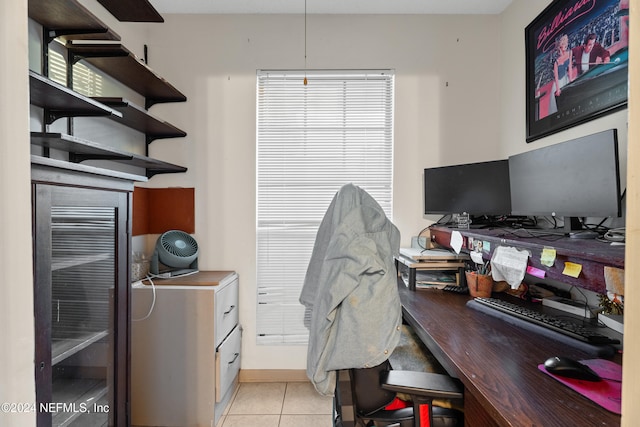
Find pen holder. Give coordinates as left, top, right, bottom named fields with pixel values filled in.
left=465, top=271, right=493, bottom=298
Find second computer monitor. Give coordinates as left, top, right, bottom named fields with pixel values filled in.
left=508, top=129, right=622, bottom=221
left=424, top=159, right=512, bottom=216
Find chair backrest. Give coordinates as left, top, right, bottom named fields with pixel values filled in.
left=349, top=360, right=396, bottom=416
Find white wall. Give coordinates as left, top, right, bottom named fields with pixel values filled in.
left=144, top=13, right=503, bottom=370
left=0, top=0, right=35, bottom=426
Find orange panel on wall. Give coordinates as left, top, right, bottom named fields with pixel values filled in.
left=132, top=187, right=195, bottom=236
left=132, top=187, right=151, bottom=235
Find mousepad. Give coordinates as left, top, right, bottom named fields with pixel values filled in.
left=538, top=359, right=622, bottom=414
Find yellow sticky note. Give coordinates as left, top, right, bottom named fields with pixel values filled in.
left=563, top=262, right=582, bottom=278
left=541, top=248, right=556, bottom=267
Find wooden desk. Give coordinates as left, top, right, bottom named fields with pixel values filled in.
left=398, top=283, right=621, bottom=427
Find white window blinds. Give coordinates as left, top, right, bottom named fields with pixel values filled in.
left=256, top=70, right=394, bottom=344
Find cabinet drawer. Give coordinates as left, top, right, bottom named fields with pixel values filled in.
left=215, top=277, right=239, bottom=346
left=216, top=324, right=241, bottom=402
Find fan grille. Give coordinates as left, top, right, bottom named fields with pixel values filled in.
left=160, top=230, right=198, bottom=257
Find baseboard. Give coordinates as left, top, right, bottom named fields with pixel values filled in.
left=239, top=369, right=308, bottom=383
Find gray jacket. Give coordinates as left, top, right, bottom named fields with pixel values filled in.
left=300, top=184, right=402, bottom=395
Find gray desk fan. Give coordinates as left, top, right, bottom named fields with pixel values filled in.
left=150, top=230, right=199, bottom=276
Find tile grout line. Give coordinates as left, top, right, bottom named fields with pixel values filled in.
left=219, top=383, right=240, bottom=427
left=278, top=382, right=288, bottom=426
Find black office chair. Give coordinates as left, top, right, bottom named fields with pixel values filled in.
left=339, top=359, right=463, bottom=427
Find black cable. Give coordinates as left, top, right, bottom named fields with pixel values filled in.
left=570, top=285, right=597, bottom=324
left=498, top=227, right=566, bottom=242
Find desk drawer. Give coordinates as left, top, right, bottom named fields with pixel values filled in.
left=215, top=277, right=239, bottom=346
left=216, top=324, right=241, bottom=402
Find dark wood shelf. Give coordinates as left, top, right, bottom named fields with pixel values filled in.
left=127, top=155, right=188, bottom=178
left=29, top=0, right=120, bottom=42
left=31, top=155, right=147, bottom=184
left=29, top=70, right=121, bottom=124
left=94, top=97, right=187, bottom=142
left=31, top=132, right=131, bottom=160
left=31, top=132, right=187, bottom=178
left=67, top=43, right=187, bottom=108
left=429, top=225, right=625, bottom=294
left=97, top=0, right=164, bottom=22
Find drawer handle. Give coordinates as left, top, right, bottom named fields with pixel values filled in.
left=223, top=305, right=236, bottom=315
left=228, top=353, right=240, bottom=365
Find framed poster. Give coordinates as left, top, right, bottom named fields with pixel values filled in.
left=525, top=0, right=629, bottom=142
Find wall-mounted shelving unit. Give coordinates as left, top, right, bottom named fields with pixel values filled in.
left=28, top=0, right=189, bottom=179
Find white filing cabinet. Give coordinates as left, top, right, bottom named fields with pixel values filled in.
left=131, top=271, right=240, bottom=427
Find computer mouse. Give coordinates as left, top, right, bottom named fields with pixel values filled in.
left=544, top=356, right=601, bottom=382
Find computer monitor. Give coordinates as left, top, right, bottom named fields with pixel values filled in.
left=508, top=129, right=622, bottom=233
left=423, top=160, right=512, bottom=216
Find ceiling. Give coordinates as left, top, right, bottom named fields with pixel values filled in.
left=148, top=0, right=515, bottom=15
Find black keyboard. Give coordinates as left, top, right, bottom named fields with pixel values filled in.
left=443, top=285, right=469, bottom=294
left=470, top=297, right=620, bottom=346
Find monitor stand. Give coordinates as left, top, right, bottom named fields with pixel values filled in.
left=564, top=216, right=583, bottom=235
left=526, top=217, right=598, bottom=239
left=553, top=217, right=599, bottom=239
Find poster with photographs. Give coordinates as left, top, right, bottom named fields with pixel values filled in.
left=525, top=0, right=629, bottom=142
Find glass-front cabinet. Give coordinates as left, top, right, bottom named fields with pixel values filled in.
left=32, top=160, right=134, bottom=426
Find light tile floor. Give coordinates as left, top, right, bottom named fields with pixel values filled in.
left=216, top=381, right=334, bottom=427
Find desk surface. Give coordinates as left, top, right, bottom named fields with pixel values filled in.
left=398, top=283, right=621, bottom=427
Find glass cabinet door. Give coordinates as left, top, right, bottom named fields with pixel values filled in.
left=34, top=184, right=129, bottom=427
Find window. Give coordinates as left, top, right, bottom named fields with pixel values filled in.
left=256, top=70, right=394, bottom=344
left=48, top=46, right=104, bottom=96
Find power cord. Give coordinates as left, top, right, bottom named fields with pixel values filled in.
left=602, top=227, right=625, bottom=243
left=570, top=285, right=600, bottom=323
left=131, top=270, right=199, bottom=322
left=132, top=275, right=156, bottom=322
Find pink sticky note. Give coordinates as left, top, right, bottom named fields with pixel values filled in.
left=527, top=265, right=546, bottom=278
